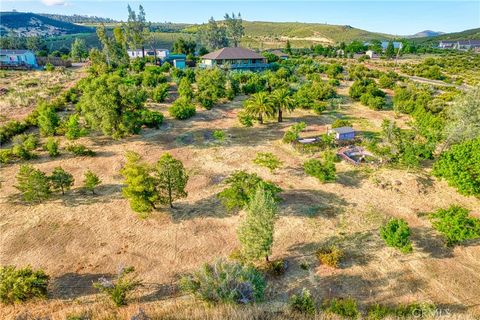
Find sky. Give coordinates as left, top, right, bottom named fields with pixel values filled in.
left=1, top=0, right=479, bottom=35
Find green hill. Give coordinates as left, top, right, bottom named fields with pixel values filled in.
left=414, top=27, right=480, bottom=44
left=0, top=12, right=93, bottom=37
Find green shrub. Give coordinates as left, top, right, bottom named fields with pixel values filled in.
left=15, top=165, right=51, bottom=203
left=0, top=120, right=30, bottom=144
left=212, top=130, right=225, bottom=141
left=140, top=109, right=164, bottom=128
left=322, top=298, right=359, bottom=319
left=380, top=218, right=413, bottom=253
left=253, top=152, right=283, bottom=172
left=237, top=111, right=254, bottom=127
left=66, top=144, right=96, bottom=157
left=432, top=138, right=480, bottom=196
left=283, top=122, right=306, bottom=143
left=218, top=171, right=282, bottom=211
left=0, top=266, right=49, bottom=304
left=332, top=119, right=353, bottom=128
left=316, top=245, right=343, bottom=268
left=289, top=289, right=316, bottom=315
left=151, top=83, right=170, bottom=102
left=429, top=206, right=480, bottom=246
left=43, top=138, right=60, bottom=157
left=179, top=259, right=266, bottom=304
left=0, top=149, right=13, bottom=164
left=304, top=154, right=336, bottom=183
left=93, top=266, right=141, bottom=307
left=261, top=259, right=287, bottom=277
left=44, top=63, right=55, bottom=71
left=169, top=97, right=196, bottom=120
left=368, top=302, right=436, bottom=319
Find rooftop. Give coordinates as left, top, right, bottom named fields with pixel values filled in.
left=331, top=126, right=355, bottom=134
left=271, top=49, right=288, bottom=57
left=0, top=49, right=33, bottom=55
left=201, top=47, right=265, bottom=60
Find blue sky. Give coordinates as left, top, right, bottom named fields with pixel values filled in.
left=2, top=1, right=479, bottom=35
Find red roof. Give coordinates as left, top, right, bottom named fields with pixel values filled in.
left=201, top=47, right=264, bottom=60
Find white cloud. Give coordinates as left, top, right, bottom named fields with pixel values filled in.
left=41, top=0, right=66, bottom=6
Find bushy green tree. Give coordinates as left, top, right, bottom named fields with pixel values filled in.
left=151, top=83, right=170, bottom=103
left=218, top=171, right=282, bottom=211
left=70, top=38, right=88, bottom=62
left=169, top=97, right=196, bottom=120
left=0, top=266, right=49, bottom=304
left=380, top=218, right=413, bottom=253
left=433, top=137, right=480, bottom=196
left=65, top=114, right=83, bottom=140
left=78, top=74, right=147, bottom=138
left=224, top=12, right=244, bottom=47
left=238, top=186, right=278, bottom=262
left=195, top=68, right=226, bottom=109
left=43, top=137, right=59, bottom=157
left=303, top=152, right=336, bottom=183
left=180, top=259, right=266, bottom=304
left=332, top=119, right=353, bottom=128
left=120, top=151, right=157, bottom=213
left=283, top=122, right=306, bottom=143
left=430, top=206, right=480, bottom=246
left=154, top=153, right=188, bottom=208
left=178, top=77, right=194, bottom=101
left=15, top=165, right=51, bottom=203
left=253, top=152, right=282, bottom=172
left=49, top=167, right=74, bottom=195
left=37, top=103, right=60, bottom=136
left=83, top=170, right=101, bottom=194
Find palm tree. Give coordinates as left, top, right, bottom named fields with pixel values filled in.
left=244, top=92, right=274, bottom=124
left=271, top=88, right=295, bottom=122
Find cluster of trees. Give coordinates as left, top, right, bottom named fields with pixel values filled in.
left=15, top=165, right=101, bottom=202
left=349, top=78, right=386, bottom=110
left=199, top=13, right=244, bottom=50
left=120, top=152, right=188, bottom=213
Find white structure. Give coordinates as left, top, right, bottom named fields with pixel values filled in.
left=127, top=49, right=169, bottom=59
left=366, top=50, right=378, bottom=59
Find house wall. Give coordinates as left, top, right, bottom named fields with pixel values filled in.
left=339, top=132, right=355, bottom=140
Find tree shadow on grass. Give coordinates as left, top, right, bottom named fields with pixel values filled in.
left=137, top=283, right=177, bottom=303
left=170, top=193, right=231, bottom=222
left=410, top=226, right=454, bottom=259
left=280, top=189, right=350, bottom=218
left=336, top=169, right=370, bottom=189
left=50, top=272, right=112, bottom=299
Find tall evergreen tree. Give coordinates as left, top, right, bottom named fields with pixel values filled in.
left=37, top=103, right=59, bottom=137
left=83, top=170, right=101, bottom=195
left=224, top=12, right=244, bottom=47
left=49, top=167, right=74, bottom=195
left=202, top=17, right=229, bottom=50
left=15, top=165, right=51, bottom=203
left=385, top=41, right=395, bottom=59
left=120, top=151, right=157, bottom=213
left=154, top=153, right=188, bottom=208
left=125, top=5, right=149, bottom=57
left=70, top=38, right=88, bottom=62
left=238, top=185, right=277, bottom=262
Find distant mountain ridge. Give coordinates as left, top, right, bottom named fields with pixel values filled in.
left=0, top=12, right=93, bottom=36
left=410, top=30, right=444, bottom=38
left=413, top=27, right=480, bottom=44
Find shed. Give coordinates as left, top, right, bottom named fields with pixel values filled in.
left=328, top=126, right=355, bottom=140
left=0, top=50, right=38, bottom=69
left=271, top=50, right=289, bottom=60
left=366, top=50, right=378, bottom=59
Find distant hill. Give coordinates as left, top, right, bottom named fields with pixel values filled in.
left=184, top=20, right=395, bottom=48
left=414, top=27, right=480, bottom=44
left=410, top=30, right=444, bottom=38
left=38, top=13, right=118, bottom=25
left=0, top=12, right=93, bottom=37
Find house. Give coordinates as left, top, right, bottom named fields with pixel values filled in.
left=456, top=40, right=480, bottom=51
left=271, top=49, right=289, bottom=60
left=438, top=41, right=456, bottom=49
left=365, top=50, right=378, bottom=59
left=0, top=50, right=38, bottom=69
left=200, top=47, right=270, bottom=71
left=162, top=53, right=186, bottom=70
left=328, top=126, right=355, bottom=140
left=127, top=49, right=169, bottom=60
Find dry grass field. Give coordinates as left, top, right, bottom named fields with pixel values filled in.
left=0, top=67, right=479, bottom=319
left=0, top=68, right=85, bottom=125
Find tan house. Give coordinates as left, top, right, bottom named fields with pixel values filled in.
left=200, top=47, right=269, bottom=71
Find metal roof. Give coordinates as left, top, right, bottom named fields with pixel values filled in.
left=0, top=49, right=33, bottom=55
left=331, top=126, right=355, bottom=134
left=201, top=47, right=264, bottom=60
